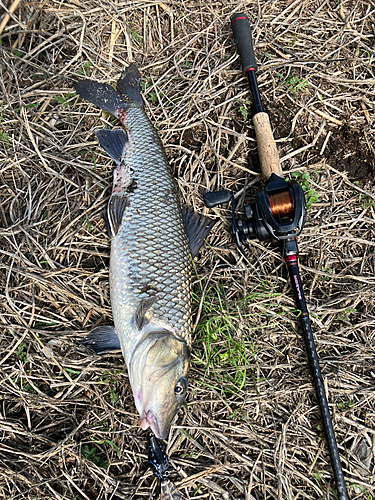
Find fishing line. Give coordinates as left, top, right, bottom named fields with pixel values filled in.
left=269, top=191, right=293, bottom=219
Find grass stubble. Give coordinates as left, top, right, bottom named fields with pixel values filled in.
left=0, top=0, right=374, bottom=499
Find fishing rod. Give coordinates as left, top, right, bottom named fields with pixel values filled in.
left=204, top=13, right=348, bottom=500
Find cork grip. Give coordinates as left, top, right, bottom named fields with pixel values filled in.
left=253, top=112, right=282, bottom=180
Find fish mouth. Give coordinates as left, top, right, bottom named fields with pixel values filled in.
left=140, top=409, right=162, bottom=439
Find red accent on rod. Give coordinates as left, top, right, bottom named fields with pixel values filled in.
left=245, top=68, right=256, bottom=73
left=231, top=16, right=248, bottom=25
left=284, top=255, right=297, bottom=263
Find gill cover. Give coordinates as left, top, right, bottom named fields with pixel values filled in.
left=129, top=332, right=190, bottom=439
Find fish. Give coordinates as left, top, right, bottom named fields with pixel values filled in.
left=74, top=64, right=215, bottom=440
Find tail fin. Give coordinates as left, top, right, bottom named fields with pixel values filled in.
left=73, top=80, right=126, bottom=116
left=160, top=480, right=181, bottom=500
left=117, top=63, right=144, bottom=107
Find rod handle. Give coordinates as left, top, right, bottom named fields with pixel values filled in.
left=231, top=13, right=257, bottom=73
left=253, top=112, right=282, bottom=179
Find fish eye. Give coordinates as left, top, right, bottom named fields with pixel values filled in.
left=174, top=377, right=188, bottom=396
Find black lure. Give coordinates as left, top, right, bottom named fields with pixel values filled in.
left=148, top=435, right=170, bottom=481
left=148, top=436, right=182, bottom=500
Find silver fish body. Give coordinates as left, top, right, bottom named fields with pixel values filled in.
left=109, top=104, right=192, bottom=438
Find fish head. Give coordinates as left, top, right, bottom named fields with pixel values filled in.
left=129, top=332, right=190, bottom=440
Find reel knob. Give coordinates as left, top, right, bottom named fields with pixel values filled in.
left=203, top=190, right=231, bottom=208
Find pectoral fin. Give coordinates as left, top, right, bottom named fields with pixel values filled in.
left=81, top=325, right=120, bottom=353
left=134, top=297, right=157, bottom=330
left=182, top=207, right=216, bottom=258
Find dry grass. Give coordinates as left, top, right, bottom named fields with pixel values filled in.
left=0, top=1, right=375, bottom=499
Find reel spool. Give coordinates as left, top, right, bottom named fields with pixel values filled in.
left=269, top=190, right=293, bottom=219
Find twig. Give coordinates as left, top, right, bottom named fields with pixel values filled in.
left=0, top=0, right=23, bottom=35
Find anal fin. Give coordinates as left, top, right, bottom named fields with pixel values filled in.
left=81, top=325, right=120, bottom=354
left=95, top=129, right=128, bottom=164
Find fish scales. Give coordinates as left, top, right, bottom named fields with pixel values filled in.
left=110, top=103, right=193, bottom=364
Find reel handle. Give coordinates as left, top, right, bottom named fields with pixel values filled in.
left=231, top=13, right=282, bottom=180
left=230, top=13, right=257, bottom=73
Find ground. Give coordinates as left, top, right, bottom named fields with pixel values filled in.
left=0, top=1, right=374, bottom=499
